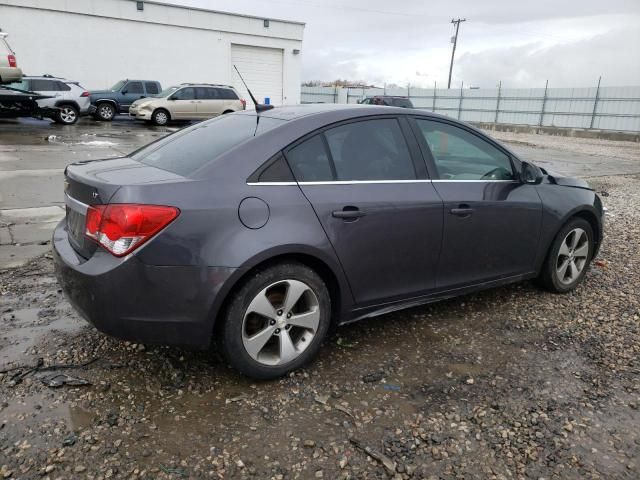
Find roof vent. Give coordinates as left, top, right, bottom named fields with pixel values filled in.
left=136, top=1, right=144, bottom=11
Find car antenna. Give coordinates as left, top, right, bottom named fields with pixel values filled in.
left=233, top=65, right=274, bottom=113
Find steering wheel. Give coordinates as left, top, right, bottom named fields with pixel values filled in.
left=481, top=167, right=511, bottom=180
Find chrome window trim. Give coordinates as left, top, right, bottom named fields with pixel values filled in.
left=64, top=193, right=89, bottom=214
left=431, top=179, right=518, bottom=183
left=246, top=182, right=298, bottom=186
left=246, top=179, right=519, bottom=186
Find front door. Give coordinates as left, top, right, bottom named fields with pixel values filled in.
left=168, top=87, right=197, bottom=120
left=285, top=117, right=443, bottom=306
left=121, top=81, right=145, bottom=111
left=411, top=118, right=542, bottom=288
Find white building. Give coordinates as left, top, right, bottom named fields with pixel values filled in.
left=0, top=0, right=305, bottom=105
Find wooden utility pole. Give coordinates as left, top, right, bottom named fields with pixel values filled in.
left=447, top=18, right=466, bottom=89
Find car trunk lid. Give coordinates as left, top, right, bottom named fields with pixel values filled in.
left=64, top=157, right=184, bottom=259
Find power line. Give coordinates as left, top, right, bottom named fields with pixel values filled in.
left=447, top=18, right=466, bottom=89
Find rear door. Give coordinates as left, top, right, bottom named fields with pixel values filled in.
left=411, top=117, right=542, bottom=288
left=195, top=87, right=221, bottom=119
left=30, top=78, right=60, bottom=108
left=285, top=116, right=443, bottom=306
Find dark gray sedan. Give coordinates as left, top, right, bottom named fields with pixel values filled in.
left=53, top=105, right=603, bottom=379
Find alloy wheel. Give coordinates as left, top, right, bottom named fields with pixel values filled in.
left=59, top=107, right=77, bottom=124
left=99, top=104, right=114, bottom=120
left=242, top=279, right=320, bottom=366
left=555, top=227, right=589, bottom=285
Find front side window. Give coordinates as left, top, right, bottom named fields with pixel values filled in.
left=171, top=87, right=196, bottom=101
left=415, top=119, right=514, bottom=180
left=145, top=82, right=159, bottom=95
left=125, top=82, right=144, bottom=94
left=111, top=80, right=126, bottom=91
left=325, top=119, right=416, bottom=181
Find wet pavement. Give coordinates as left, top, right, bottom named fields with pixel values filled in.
left=0, top=116, right=639, bottom=479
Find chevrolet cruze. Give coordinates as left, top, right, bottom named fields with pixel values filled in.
left=53, top=105, right=603, bottom=379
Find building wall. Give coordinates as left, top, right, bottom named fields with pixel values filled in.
left=0, top=0, right=304, bottom=104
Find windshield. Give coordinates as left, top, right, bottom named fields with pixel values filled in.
left=154, top=86, right=179, bottom=98
left=131, top=114, right=286, bottom=176
left=110, top=80, right=126, bottom=91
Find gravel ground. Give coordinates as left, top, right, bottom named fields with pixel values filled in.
left=482, top=130, right=640, bottom=163
left=1, top=174, right=639, bottom=479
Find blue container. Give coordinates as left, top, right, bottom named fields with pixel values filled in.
left=264, top=97, right=270, bottom=105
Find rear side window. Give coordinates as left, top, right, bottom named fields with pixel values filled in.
left=56, top=81, right=71, bottom=91
left=325, top=119, right=416, bottom=181
left=145, top=82, right=159, bottom=95
left=218, top=88, right=239, bottom=100
left=30, top=79, right=58, bottom=91
left=391, top=98, right=412, bottom=108
left=249, top=153, right=295, bottom=183
left=286, top=135, right=334, bottom=182
left=196, top=87, right=218, bottom=100
left=132, top=114, right=285, bottom=176
left=126, top=82, right=144, bottom=94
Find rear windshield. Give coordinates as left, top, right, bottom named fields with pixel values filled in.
left=390, top=98, right=413, bottom=108
left=131, top=114, right=285, bottom=176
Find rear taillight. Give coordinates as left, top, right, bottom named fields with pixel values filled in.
left=85, top=204, right=179, bottom=257
left=7, top=55, right=17, bottom=67
left=240, top=99, right=247, bottom=110
left=80, top=91, right=90, bottom=97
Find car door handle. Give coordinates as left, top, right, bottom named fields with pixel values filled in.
left=450, top=205, right=474, bottom=217
left=332, top=207, right=365, bottom=220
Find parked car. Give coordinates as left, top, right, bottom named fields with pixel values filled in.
left=90, top=79, right=162, bottom=121
left=129, top=83, right=246, bottom=125
left=359, top=96, right=414, bottom=108
left=5, top=75, right=91, bottom=124
left=0, top=32, right=22, bottom=84
left=53, top=104, right=603, bottom=379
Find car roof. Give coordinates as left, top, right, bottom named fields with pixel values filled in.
left=236, top=103, right=443, bottom=121
left=22, top=75, right=79, bottom=83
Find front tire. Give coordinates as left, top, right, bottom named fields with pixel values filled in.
left=151, top=108, right=170, bottom=126
left=55, top=105, right=79, bottom=125
left=538, top=217, right=594, bottom=293
left=219, top=262, right=331, bottom=379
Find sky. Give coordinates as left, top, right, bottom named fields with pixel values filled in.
left=164, top=0, right=640, bottom=88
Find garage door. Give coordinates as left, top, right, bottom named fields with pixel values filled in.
left=231, top=44, right=284, bottom=106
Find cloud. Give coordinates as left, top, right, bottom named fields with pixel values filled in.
left=456, top=26, right=640, bottom=88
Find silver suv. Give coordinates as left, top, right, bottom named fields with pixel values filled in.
left=8, top=75, right=92, bottom=124
left=129, top=83, right=246, bottom=125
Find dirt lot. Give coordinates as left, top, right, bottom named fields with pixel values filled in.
left=1, top=121, right=640, bottom=479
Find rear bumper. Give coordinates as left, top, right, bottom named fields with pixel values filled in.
left=52, top=219, right=237, bottom=348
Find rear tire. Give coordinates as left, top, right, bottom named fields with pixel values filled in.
left=54, top=104, right=79, bottom=125
left=219, top=262, right=331, bottom=379
left=537, top=217, right=594, bottom=293
left=151, top=108, right=170, bottom=126
left=95, top=102, right=115, bottom=121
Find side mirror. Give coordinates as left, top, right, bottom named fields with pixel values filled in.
left=167, top=96, right=176, bottom=101
left=121, top=90, right=127, bottom=95
left=521, top=162, right=544, bottom=184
